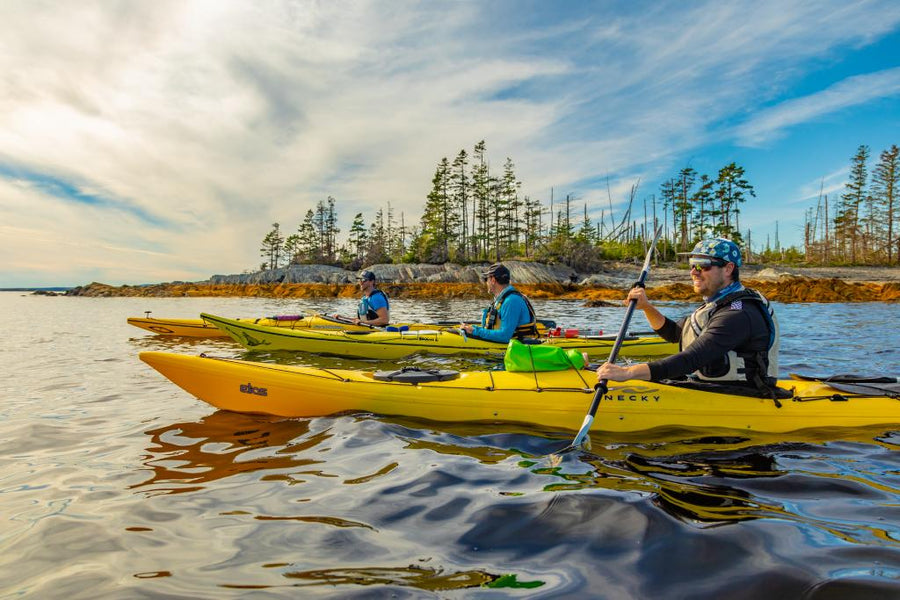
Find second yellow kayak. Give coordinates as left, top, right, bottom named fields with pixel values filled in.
left=200, top=312, right=678, bottom=360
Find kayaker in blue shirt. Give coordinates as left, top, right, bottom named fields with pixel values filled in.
left=333, top=269, right=390, bottom=326
left=461, top=263, right=538, bottom=343
left=596, top=238, right=781, bottom=397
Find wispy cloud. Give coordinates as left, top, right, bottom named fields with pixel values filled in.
left=736, top=67, right=900, bottom=146
left=1, top=0, right=899, bottom=286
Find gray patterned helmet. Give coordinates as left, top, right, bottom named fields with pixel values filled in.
left=687, top=238, right=742, bottom=266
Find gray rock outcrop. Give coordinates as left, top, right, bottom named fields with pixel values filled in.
left=209, top=260, right=580, bottom=285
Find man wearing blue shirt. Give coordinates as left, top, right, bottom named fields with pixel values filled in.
left=461, top=263, right=538, bottom=343
left=334, top=269, right=390, bottom=326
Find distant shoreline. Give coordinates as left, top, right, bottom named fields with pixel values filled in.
left=1, top=287, right=71, bottom=292
left=54, top=261, right=900, bottom=303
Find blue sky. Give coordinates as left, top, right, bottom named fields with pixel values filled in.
left=1, top=1, right=899, bottom=287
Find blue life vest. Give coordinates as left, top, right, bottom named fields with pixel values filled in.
left=358, top=289, right=389, bottom=320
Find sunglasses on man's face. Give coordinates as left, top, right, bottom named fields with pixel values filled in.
left=689, top=257, right=728, bottom=272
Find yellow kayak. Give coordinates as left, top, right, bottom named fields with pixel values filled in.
left=139, top=351, right=900, bottom=434
left=126, top=314, right=354, bottom=337
left=200, top=312, right=678, bottom=360
left=127, top=313, right=481, bottom=337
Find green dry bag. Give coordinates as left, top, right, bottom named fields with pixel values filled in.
left=504, top=339, right=586, bottom=372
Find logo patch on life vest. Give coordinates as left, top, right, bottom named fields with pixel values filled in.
left=730, top=300, right=743, bottom=310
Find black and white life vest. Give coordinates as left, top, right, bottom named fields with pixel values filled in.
left=681, top=288, right=779, bottom=388
left=484, top=287, right=538, bottom=338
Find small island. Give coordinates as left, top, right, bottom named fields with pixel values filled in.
left=64, top=260, right=900, bottom=303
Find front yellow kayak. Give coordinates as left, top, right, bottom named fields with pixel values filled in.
left=200, top=312, right=678, bottom=360
left=140, top=351, right=900, bottom=434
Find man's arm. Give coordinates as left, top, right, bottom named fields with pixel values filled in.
left=363, top=306, right=389, bottom=327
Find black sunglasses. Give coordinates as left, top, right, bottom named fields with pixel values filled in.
left=689, top=257, right=728, bottom=272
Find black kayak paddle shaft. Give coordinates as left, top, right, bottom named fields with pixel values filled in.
left=568, top=226, right=661, bottom=450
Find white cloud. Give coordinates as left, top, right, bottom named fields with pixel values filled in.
left=1, top=1, right=899, bottom=285
left=736, top=68, right=900, bottom=146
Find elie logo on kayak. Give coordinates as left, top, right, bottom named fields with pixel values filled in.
left=239, top=382, right=268, bottom=397
left=603, top=385, right=661, bottom=403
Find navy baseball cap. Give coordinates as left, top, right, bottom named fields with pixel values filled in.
left=481, top=263, right=510, bottom=282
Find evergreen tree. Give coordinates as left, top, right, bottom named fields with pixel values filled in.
left=450, top=150, right=470, bottom=260
left=871, top=144, right=899, bottom=263
left=296, top=210, right=318, bottom=262
left=282, top=233, right=301, bottom=265
left=348, top=213, right=368, bottom=262
left=417, top=158, right=454, bottom=262
left=522, top=194, right=543, bottom=257
left=326, top=196, right=340, bottom=262
left=835, top=145, right=870, bottom=262
left=712, top=162, right=755, bottom=242
left=259, top=223, right=284, bottom=270
left=691, top=174, right=714, bottom=241
left=471, top=140, right=491, bottom=259
left=659, top=178, right=681, bottom=252
left=365, top=208, right=391, bottom=264
left=577, top=203, right=595, bottom=244
left=675, top=167, right=696, bottom=248
left=501, top=157, right=522, bottom=255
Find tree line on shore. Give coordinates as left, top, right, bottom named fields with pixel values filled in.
left=259, top=141, right=899, bottom=272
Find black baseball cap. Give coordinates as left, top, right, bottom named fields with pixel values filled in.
left=357, top=270, right=376, bottom=281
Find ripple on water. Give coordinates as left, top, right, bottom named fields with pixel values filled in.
left=1, top=294, right=899, bottom=598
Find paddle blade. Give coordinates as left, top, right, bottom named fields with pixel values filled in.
left=571, top=414, right=594, bottom=449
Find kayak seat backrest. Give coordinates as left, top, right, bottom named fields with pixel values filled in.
left=373, top=367, right=460, bottom=384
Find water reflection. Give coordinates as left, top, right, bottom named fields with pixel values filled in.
left=221, top=565, right=545, bottom=591
left=133, top=411, right=325, bottom=495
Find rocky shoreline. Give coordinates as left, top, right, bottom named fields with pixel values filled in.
left=62, top=260, right=900, bottom=303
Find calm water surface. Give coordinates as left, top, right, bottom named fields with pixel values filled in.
left=1, top=292, right=899, bottom=598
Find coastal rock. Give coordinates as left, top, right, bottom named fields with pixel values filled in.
left=369, top=261, right=579, bottom=284
left=209, top=264, right=350, bottom=285
left=365, top=263, right=480, bottom=283
left=754, top=267, right=808, bottom=280
left=207, top=261, right=581, bottom=286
